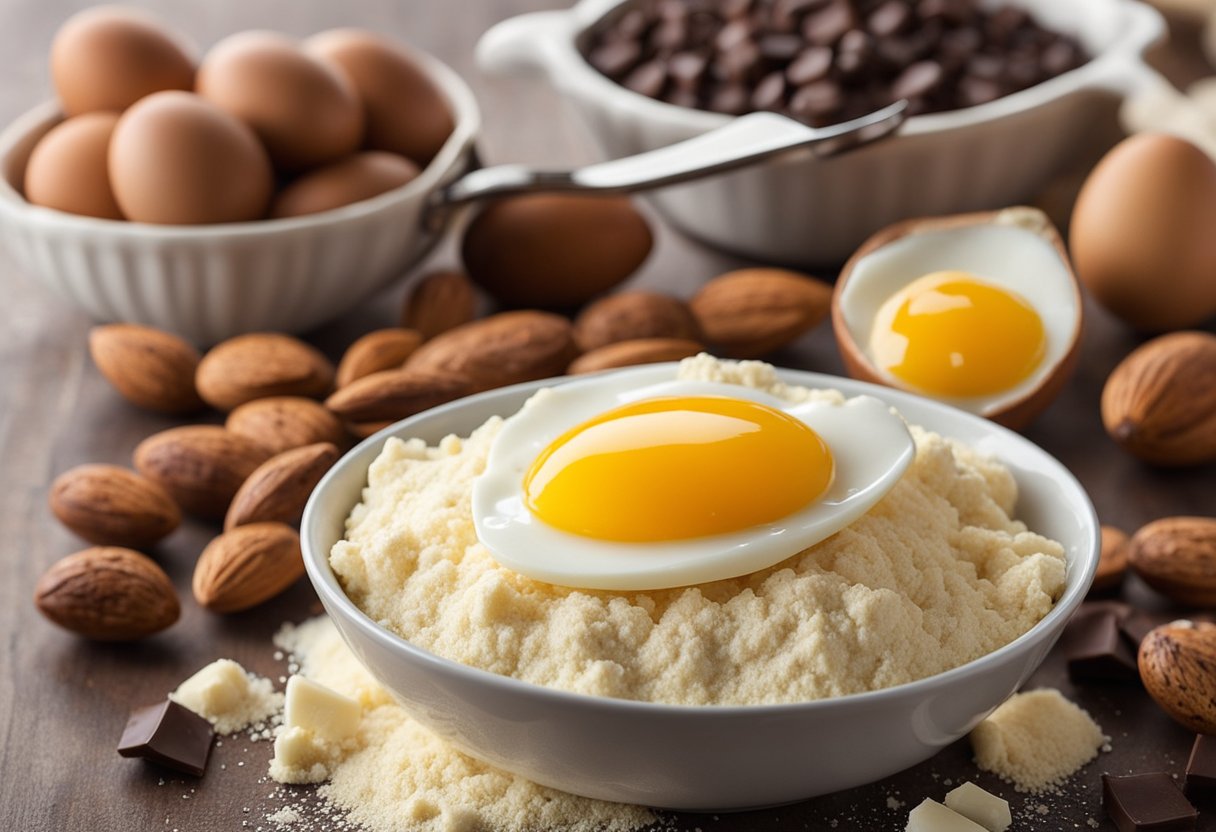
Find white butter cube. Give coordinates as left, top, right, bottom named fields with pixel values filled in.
left=906, top=799, right=988, bottom=832
left=945, top=782, right=1012, bottom=832
left=284, top=675, right=361, bottom=742
left=172, top=659, right=250, bottom=717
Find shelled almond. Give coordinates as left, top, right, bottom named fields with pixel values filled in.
left=401, top=270, right=478, bottom=340
left=134, top=426, right=272, bottom=519
left=224, top=442, right=340, bottom=530
left=34, top=547, right=180, bottom=640
left=1127, top=516, right=1216, bottom=606
left=572, top=291, right=701, bottom=353
left=50, top=464, right=180, bottom=548
left=88, top=324, right=204, bottom=414
left=196, top=332, right=336, bottom=412
left=192, top=522, right=304, bottom=613
left=225, top=396, right=347, bottom=454
left=335, top=328, right=424, bottom=388
left=690, top=268, right=832, bottom=358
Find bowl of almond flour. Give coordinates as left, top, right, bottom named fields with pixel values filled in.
left=300, top=358, right=1100, bottom=810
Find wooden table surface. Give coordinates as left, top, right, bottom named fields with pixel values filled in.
left=2, top=1, right=1215, bottom=830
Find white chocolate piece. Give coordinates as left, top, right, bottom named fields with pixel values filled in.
left=906, top=799, right=987, bottom=832
left=269, top=726, right=331, bottom=784
left=172, top=659, right=251, bottom=719
left=945, top=782, right=1012, bottom=832
left=284, top=675, right=361, bottom=742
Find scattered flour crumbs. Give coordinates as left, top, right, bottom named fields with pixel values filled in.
left=272, top=616, right=656, bottom=832
left=970, top=689, right=1110, bottom=793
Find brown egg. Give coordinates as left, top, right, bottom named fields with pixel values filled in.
left=1071, top=133, right=1216, bottom=331
left=50, top=6, right=194, bottom=116
left=24, top=112, right=123, bottom=219
left=197, top=31, right=363, bottom=172
left=108, top=91, right=273, bottom=224
left=461, top=195, right=653, bottom=309
left=270, top=151, right=420, bottom=219
left=306, top=29, right=453, bottom=166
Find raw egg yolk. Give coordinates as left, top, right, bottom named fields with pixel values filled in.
left=523, top=396, right=834, bottom=542
left=869, top=271, right=1047, bottom=397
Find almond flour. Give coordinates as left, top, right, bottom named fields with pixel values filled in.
left=330, top=356, right=1067, bottom=705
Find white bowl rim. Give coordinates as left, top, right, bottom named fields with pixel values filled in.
left=302, top=364, right=1100, bottom=718
left=0, top=47, right=481, bottom=240
left=486, top=0, right=1165, bottom=138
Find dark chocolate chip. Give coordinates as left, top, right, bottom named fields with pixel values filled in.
left=590, top=40, right=643, bottom=78
left=1102, top=773, right=1198, bottom=832
left=891, top=60, right=943, bottom=99
left=624, top=60, right=668, bottom=98
left=1185, top=735, right=1216, bottom=803
left=714, top=39, right=762, bottom=80
left=752, top=71, right=788, bottom=110
left=787, top=45, right=833, bottom=84
left=652, top=17, right=689, bottom=51
left=758, top=33, right=805, bottom=61
left=716, top=18, right=754, bottom=51
left=790, top=79, right=844, bottom=121
left=868, top=0, right=911, bottom=37
left=835, top=29, right=874, bottom=75
left=669, top=51, right=710, bottom=88
left=802, top=1, right=856, bottom=45
left=118, top=700, right=214, bottom=778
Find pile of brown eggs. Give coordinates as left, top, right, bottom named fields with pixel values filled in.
left=23, top=7, right=454, bottom=224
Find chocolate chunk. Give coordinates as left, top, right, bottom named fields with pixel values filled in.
left=1185, top=735, right=1216, bottom=803
left=713, top=39, right=761, bottom=80
left=787, top=46, right=833, bottom=84
left=891, top=60, right=943, bottom=99
left=790, top=79, right=844, bottom=122
left=1102, top=773, right=1197, bottom=832
left=716, top=18, right=754, bottom=51
left=835, top=29, right=873, bottom=76
left=1063, top=608, right=1140, bottom=683
left=868, top=0, right=911, bottom=37
left=589, top=40, right=642, bottom=78
left=118, top=700, right=214, bottom=777
left=669, top=51, right=709, bottom=89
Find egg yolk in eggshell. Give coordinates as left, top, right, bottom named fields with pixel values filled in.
left=522, top=396, right=834, bottom=542
left=869, top=271, right=1047, bottom=398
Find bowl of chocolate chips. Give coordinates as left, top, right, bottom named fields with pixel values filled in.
left=479, top=0, right=1166, bottom=264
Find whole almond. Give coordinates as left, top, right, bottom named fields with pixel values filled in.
left=88, top=324, right=204, bottom=414
left=336, top=329, right=424, bottom=388
left=569, top=338, right=704, bottom=375
left=326, top=368, right=474, bottom=423
left=50, top=464, right=180, bottom=548
left=225, top=443, right=340, bottom=531
left=1127, top=516, right=1216, bottom=606
left=193, top=522, right=303, bottom=613
left=572, top=291, right=702, bottom=352
left=405, top=311, right=577, bottom=390
left=1101, top=331, right=1216, bottom=467
left=402, top=270, right=478, bottom=340
left=226, top=396, right=347, bottom=455
left=196, top=333, right=336, bottom=412
left=134, top=426, right=272, bottom=519
left=34, top=547, right=179, bottom=640
left=691, top=268, right=832, bottom=358
left=1091, top=525, right=1130, bottom=594
left=1138, top=620, right=1216, bottom=733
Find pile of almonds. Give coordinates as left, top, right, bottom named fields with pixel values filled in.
left=34, top=264, right=833, bottom=641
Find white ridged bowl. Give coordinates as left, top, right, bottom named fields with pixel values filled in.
left=0, top=52, right=479, bottom=346
left=478, top=0, right=1168, bottom=265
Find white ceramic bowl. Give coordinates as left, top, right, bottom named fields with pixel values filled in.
left=478, top=0, right=1168, bottom=265
left=301, top=364, right=1099, bottom=811
left=0, top=52, right=479, bottom=346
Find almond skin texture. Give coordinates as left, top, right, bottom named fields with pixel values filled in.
left=49, top=464, right=180, bottom=548
left=88, top=324, right=204, bottom=414
left=335, top=328, right=423, bottom=388
left=326, top=368, right=473, bottom=424
left=224, top=443, right=340, bottom=531
left=691, top=268, right=832, bottom=358
left=34, top=547, right=179, bottom=640
left=134, top=426, right=272, bottom=519
left=193, top=522, right=303, bottom=613
left=1127, top=516, right=1216, bottom=606
left=225, top=396, right=347, bottom=456
left=573, top=291, right=702, bottom=353
left=461, top=195, right=653, bottom=309
left=401, top=270, right=478, bottom=340
left=405, top=311, right=578, bottom=391
left=569, top=338, right=704, bottom=374
left=1139, top=620, right=1216, bottom=733
left=1101, top=331, right=1216, bottom=467
left=196, top=332, right=336, bottom=412
left=1091, top=525, right=1130, bottom=594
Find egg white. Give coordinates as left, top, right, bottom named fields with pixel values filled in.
left=472, top=365, right=915, bottom=591
left=836, top=214, right=1080, bottom=418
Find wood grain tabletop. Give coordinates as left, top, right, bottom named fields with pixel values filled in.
left=1, top=1, right=1214, bottom=830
